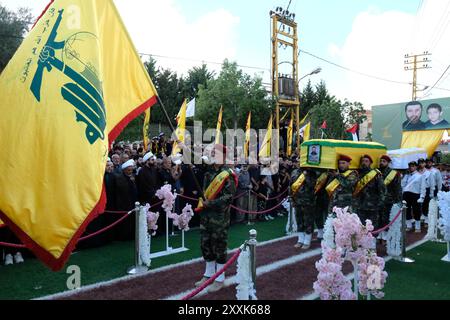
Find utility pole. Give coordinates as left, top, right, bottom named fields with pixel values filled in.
left=270, top=7, right=300, bottom=154
left=404, top=51, right=431, bottom=101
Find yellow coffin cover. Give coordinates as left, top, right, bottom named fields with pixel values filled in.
left=300, top=139, right=387, bottom=169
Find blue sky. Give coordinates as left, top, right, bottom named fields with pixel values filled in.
left=3, top=0, right=450, bottom=108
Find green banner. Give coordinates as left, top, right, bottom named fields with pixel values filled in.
left=372, top=97, right=450, bottom=149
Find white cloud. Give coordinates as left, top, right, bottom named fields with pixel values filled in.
left=328, top=1, right=450, bottom=108
left=114, top=0, right=240, bottom=76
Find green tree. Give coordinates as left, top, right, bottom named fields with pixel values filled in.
left=196, top=60, right=271, bottom=133
left=0, top=5, right=33, bottom=73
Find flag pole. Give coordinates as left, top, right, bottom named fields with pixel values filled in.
left=156, top=95, right=206, bottom=200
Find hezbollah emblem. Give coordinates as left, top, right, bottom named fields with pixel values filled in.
left=30, top=9, right=106, bottom=144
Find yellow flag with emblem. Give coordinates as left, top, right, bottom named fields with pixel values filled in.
left=287, top=115, right=294, bottom=156
left=244, top=112, right=251, bottom=158
left=0, top=0, right=158, bottom=270
left=259, top=115, right=272, bottom=158
left=172, top=99, right=187, bottom=155
left=215, top=105, right=223, bottom=145
left=143, top=108, right=151, bottom=152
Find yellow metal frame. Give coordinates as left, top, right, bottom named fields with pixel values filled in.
left=271, top=12, right=300, bottom=154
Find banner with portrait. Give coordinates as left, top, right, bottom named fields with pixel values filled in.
left=372, top=97, right=450, bottom=150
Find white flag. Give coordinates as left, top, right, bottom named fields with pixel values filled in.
left=186, top=98, right=196, bottom=118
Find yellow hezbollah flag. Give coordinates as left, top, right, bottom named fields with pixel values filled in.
left=401, top=130, right=446, bottom=158
left=172, top=99, right=187, bottom=155
left=300, top=122, right=311, bottom=142
left=143, top=108, right=151, bottom=152
left=287, top=115, right=294, bottom=156
left=0, top=0, right=158, bottom=270
left=244, top=112, right=251, bottom=158
left=259, top=115, right=272, bottom=158
left=215, top=106, right=223, bottom=145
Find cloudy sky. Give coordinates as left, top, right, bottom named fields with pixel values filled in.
left=2, top=0, right=450, bottom=109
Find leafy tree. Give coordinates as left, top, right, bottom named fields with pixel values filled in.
left=0, top=5, right=33, bottom=73
left=195, top=60, right=271, bottom=133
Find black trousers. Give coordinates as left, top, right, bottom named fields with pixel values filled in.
left=421, top=188, right=431, bottom=217
left=403, top=192, right=421, bottom=221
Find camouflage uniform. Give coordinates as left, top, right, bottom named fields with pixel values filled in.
left=292, top=169, right=318, bottom=235
left=314, top=170, right=330, bottom=230
left=354, top=168, right=386, bottom=228
left=379, top=167, right=402, bottom=229
left=200, top=165, right=237, bottom=265
left=328, top=170, right=359, bottom=213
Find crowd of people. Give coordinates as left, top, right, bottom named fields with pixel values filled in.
left=1, top=135, right=449, bottom=278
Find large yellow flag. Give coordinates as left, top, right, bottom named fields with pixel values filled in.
left=215, top=106, right=223, bottom=145
left=244, top=112, right=251, bottom=158
left=401, top=130, right=446, bottom=157
left=259, top=115, right=273, bottom=158
left=287, top=116, right=294, bottom=156
left=143, top=108, right=151, bottom=152
left=172, top=99, right=187, bottom=155
left=0, top=0, right=158, bottom=270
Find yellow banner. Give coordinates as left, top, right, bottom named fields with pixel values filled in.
left=353, top=169, right=379, bottom=196
left=291, top=173, right=306, bottom=196
left=384, top=169, right=398, bottom=186
left=0, top=0, right=157, bottom=270
left=196, top=170, right=232, bottom=212
left=314, top=172, right=328, bottom=194
left=325, top=170, right=353, bottom=198
left=401, top=130, right=446, bottom=158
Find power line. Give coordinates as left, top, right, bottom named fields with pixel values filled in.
left=424, top=63, right=450, bottom=96
left=299, top=49, right=408, bottom=85
left=139, top=52, right=270, bottom=72
left=298, top=48, right=450, bottom=92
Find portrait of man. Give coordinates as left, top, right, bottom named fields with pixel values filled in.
left=424, top=103, right=449, bottom=129
left=307, top=145, right=320, bottom=164
left=402, top=101, right=426, bottom=131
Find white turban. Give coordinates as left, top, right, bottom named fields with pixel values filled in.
left=143, top=152, right=156, bottom=163
left=121, top=159, right=135, bottom=170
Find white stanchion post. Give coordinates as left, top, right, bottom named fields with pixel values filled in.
left=127, top=203, right=147, bottom=275
left=248, top=229, right=257, bottom=300
left=166, top=209, right=170, bottom=252
left=395, top=201, right=415, bottom=263
left=434, top=206, right=447, bottom=244
left=442, top=242, right=450, bottom=263
left=182, top=229, right=185, bottom=249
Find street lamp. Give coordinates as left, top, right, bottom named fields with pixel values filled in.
left=298, top=67, right=322, bottom=83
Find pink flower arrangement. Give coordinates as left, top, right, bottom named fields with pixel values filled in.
left=314, top=207, right=388, bottom=300
left=143, top=204, right=159, bottom=236
left=313, top=243, right=356, bottom=300
left=156, top=184, right=177, bottom=216
left=171, top=204, right=194, bottom=232
left=155, top=184, right=193, bottom=232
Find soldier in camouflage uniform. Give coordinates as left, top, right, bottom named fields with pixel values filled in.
left=354, top=155, right=386, bottom=232
left=291, top=167, right=318, bottom=250
left=326, top=155, right=358, bottom=212
left=378, top=155, right=402, bottom=241
left=195, top=144, right=237, bottom=293
left=314, top=169, right=330, bottom=240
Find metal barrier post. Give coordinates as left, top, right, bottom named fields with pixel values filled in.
left=127, top=203, right=148, bottom=275
left=248, top=229, right=257, bottom=300
left=395, top=201, right=415, bottom=263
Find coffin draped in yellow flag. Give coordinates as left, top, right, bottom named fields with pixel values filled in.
left=0, top=0, right=158, bottom=270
